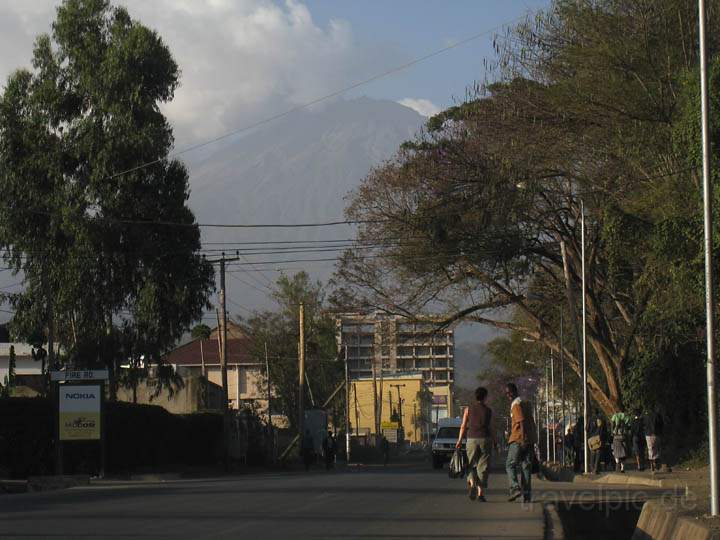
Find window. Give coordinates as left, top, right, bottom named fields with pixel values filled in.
left=434, top=370, right=448, bottom=381
left=396, top=346, right=413, bottom=357
left=359, top=324, right=374, bottom=333
left=398, top=323, right=414, bottom=333
left=359, top=335, right=374, bottom=346
left=435, top=427, right=460, bottom=439
left=416, top=358, right=431, bottom=369
left=415, top=346, right=431, bottom=356
left=432, top=358, right=447, bottom=368
left=432, top=346, right=447, bottom=356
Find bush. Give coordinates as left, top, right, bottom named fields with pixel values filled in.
left=0, top=398, right=223, bottom=478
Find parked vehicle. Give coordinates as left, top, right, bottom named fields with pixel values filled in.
left=431, top=417, right=464, bottom=469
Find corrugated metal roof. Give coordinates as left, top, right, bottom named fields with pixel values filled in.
left=163, top=337, right=256, bottom=366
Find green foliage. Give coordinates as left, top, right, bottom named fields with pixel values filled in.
left=244, top=272, right=343, bottom=432
left=0, top=0, right=214, bottom=392
left=191, top=324, right=212, bottom=341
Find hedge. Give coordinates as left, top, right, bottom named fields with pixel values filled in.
left=0, top=398, right=223, bottom=478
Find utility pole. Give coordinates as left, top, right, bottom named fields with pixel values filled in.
left=699, top=0, right=719, bottom=516
left=219, top=256, right=230, bottom=469
left=219, top=257, right=229, bottom=407
left=298, top=302, right=305, bottom=437
left=265, top=341, right=271, bottom=423
left=206, top=251, right=240, bottom=470
left=371, top=355, right=378, bottom=441
left=353, top=382, right=360, bottom=436
left=344, top=346, right=351, bottom=462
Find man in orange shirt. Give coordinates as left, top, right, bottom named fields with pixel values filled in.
left=505, top=382, right=536, bottom=502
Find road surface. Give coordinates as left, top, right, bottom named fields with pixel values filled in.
left=0, top=464, right=546, bottom=539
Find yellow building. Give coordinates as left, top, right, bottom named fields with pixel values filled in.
left=337, top=312, right=456, bottom=432
left=348, top=373, right=432, bottom=443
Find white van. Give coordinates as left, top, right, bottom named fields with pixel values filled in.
left=431, top=417, right=464, bottom=469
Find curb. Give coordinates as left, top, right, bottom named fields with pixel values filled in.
left=632, top=500, right=719, bottom=540
left=544, top=503, right=565, bottom=540
left=575, top=473, right=685, bottom=489
left=0, top=480, right=28, bottom=494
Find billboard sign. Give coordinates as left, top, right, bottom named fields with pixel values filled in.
left=59, top=385, right=101, bottom=440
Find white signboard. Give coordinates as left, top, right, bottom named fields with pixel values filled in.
left=51, top=370, right=109, bottom=381
left=59, top=385, right=101, bottom=440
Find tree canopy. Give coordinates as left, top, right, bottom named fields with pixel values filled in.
left=0, top=0, right=214, bottom=396
left=336, top=0, right=720, bottom=420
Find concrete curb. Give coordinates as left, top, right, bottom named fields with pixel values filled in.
left=576, top=473, right=685, bottom=489
left=0, top=480, right=28, bottom=494
left=543, top=503, right=565, bottom=540
left=27, top=475, right=90, bottom=492
left=632, top=500, right=719, bottom=540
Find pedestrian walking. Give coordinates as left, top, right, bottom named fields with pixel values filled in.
left=644, top=408, right=664, bottom=472
left=301, top=429, right=315, bottom=471
left=456, top=386, right=496, bottom=502
left=505, top=382, right=536, bottom=503
left=631, top=410, right=645, bottom=471
left=323, top=431, right=336, bottom=470
left=610, top=411, right=630, bottom=472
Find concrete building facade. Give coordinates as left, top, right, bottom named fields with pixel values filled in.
left=337, top=312, right=456, bottom=434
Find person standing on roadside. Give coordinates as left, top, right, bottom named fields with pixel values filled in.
left=590, top=414, right=610, bottom=474
left=631, top=409, right=645, bottom=471
left=456, top=386, right=496, bottom=502
left=644, top=408, right=664, bottom=472
left=505, top=382, right=536, bottom=503
left=323, top=431, right=336, bottom=470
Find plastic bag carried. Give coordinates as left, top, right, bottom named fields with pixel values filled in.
left=448, top=448, right=467, bottom=479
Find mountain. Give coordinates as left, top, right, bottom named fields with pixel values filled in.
left=186, top=97, right=424, bottom=237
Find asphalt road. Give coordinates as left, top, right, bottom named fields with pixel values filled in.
left=0, top=464, right=546, bottom=540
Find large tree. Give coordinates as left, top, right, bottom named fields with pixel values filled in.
left=243, top=272, right=343, bottom=432
left=0, top=0, right=214, bottom=397
left=336, top=0, right=718, bottom=416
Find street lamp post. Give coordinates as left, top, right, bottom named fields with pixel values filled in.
left=699, top=0, right=719, bottom=516
left=560, top=309, right=565, bottom=466
left=551, top=349, right=556, bottom=463
left=581, top=200, right=589, bottom=475
left=545, top=355, right=550, bottom=462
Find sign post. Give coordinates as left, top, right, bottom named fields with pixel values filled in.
left=51, top=370, right=108, bottom=477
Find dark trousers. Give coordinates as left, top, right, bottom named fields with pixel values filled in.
left=506, top=442, right=532, bottom=499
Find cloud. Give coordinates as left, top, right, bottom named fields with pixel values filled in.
left=0, top=0, right=380, bottom=148
left=398, top=98, right=441, bottom=117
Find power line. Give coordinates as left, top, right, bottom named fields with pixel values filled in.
left=105, top=11, right=536, bottom=181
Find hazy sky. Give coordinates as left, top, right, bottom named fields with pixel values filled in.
left=0, top=0, right=550, bottom=148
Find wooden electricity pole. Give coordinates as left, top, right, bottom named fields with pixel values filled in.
left=298, top=302, right=305, bottom=437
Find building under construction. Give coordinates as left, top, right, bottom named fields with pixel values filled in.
left=336, top=311, right=456, bottom=439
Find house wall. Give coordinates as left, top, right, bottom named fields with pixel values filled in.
left=348, top=376, right=426, bottom=443
left=0, top=351, right=41, bottom=386
left=116, top=376, right=224, bottom=414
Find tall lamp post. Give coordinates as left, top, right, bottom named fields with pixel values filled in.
left=699, top=0, right=719, bottom=516
left=581, top=200, right=589, bottom=475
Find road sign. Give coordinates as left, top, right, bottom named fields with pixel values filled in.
left=50, top=370, right=109, bottom=381
left=59, top=385, right=101, bottom=440
left=381, top=421, right=399, bottom=429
